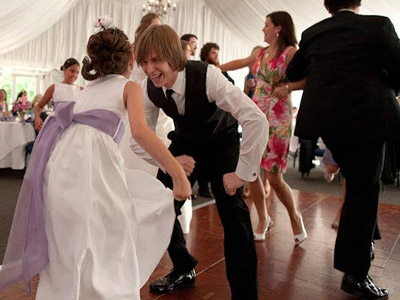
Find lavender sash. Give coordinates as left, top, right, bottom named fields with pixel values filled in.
left=52, top=100, right=69, bottom=111
left=0, top=101, right=125, bottom=294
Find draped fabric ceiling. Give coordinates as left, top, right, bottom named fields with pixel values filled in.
left=0, top=0, right=399, bottom=88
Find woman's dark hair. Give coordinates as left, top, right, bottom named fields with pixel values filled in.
left=0, top=89, right=7, bottom=101
left=15, top=90, right=26, bottom=101
left=180, top=33, right=198, bottom=42
left=60, top=58, right=80, bottom=71
left=133, top=13, right=160, bottom=52
left=200, top=42, right=219, bottom=62
left=267, top=11, right=297, bottom=58
left=324, top=0, right=361, bottom=14
left=81, top=27, right=132, bottom=81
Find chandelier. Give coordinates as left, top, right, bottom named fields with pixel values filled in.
left=142, top=0, right=177, bottom=18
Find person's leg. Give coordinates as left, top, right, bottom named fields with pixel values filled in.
left=262, top=121, right=305, bottom=242
left=157, top=169, right=198, bottom=272
left=322, top=147, right=340, bottom=182
left=248, top=175, right=271, bottom=237
left=332, top=179, right=345, bottom=228
left=266, top=171, right=305, bottom=240
left=323, top=138, right=384, bottom=278
left=263, top=175, right=272, bottom=198
left=149, top=141, right=198, bottom=293
left=210, top=138, right=258, bottom=300
left=197, top=175, right=213, bottom=198
left=324, top=163, right=339, bottom=182
left=324, top=138, right=388, bottom=299
left=243, top=183, right=251, bottom=198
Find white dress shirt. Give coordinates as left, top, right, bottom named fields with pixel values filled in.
left=130, top=64, right=269, bottom=182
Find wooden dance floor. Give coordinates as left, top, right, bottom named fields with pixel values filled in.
left=1, top=189, right=400, bottom=299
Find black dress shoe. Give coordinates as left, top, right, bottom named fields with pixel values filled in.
left=149, top=269, right=196, bottom=293
left=198, top=188, right=213, bottom=198
left=341, top=274, right=389, bottom=300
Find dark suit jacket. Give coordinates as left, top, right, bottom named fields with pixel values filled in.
left=286, top=11, right=400, bottom=141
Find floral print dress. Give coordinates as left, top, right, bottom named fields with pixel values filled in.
left=252, top=46, right=294, bottom=173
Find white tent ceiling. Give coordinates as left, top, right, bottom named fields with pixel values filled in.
left=0, top=0, right=399, bottom=84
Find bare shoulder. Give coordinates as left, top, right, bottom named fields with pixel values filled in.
left=124, top=80, right=143, bottom=103
left=43, top=84, right=55, bottom=97
left=251, top=47, right=264, bottom=59
left=286, top=46, right=297, bottom=61
left=287, top=46, right=297, bottom=55
left=47, top=84, right=56, bottom=92
left=124, top=80, right=142, bottom=93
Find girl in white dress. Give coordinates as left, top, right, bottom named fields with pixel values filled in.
left=0, top=21, right=191, bottom=300
left=34, top=58, right=82, bottom=131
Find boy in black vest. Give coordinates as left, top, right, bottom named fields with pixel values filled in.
left=131, top=24, right=268, bottom=300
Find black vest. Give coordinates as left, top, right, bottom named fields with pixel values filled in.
left=147, top=61, right=238, bottom=142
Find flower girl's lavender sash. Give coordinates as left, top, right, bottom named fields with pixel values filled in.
left=0, top=101, right=125, bottom=294
left=53, top=100, right=69, bottom=111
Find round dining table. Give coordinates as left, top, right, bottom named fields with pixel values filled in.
left=0, top=121, right=36, bottom=170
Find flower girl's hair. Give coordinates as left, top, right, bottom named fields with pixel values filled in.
left=82, top=26, right=132, bottom=81
left=60, top=58, right=80, bottom=71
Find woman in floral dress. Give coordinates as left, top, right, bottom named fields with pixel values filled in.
left=219, top=11, right=307, bottom=243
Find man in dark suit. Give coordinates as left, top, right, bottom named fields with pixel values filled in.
left=286, top=1, right=400, bottom=299
left=132, top=24, right=268, bottom=300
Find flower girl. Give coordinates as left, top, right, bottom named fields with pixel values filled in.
left=34, top=58, right=82, bottom=131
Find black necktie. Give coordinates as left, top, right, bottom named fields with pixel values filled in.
left=165, top=89, right=179, bottom=117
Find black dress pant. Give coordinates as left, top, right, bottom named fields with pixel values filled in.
left=157, top=134, right=258, bottom=300
left=322, top=137, right=384, bottom=278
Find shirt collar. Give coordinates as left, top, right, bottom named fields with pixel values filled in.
left=162, top=69, right=185, bottom=96
left=337, top=8, right=357, bottom=13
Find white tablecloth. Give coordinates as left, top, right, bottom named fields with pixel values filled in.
left=0, top=121, right=36, bottom=169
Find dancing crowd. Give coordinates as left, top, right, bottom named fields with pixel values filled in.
left=0, top=0, right=399, bottom=299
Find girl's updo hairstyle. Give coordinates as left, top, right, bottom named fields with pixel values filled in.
left=81, top=27, right=132, bottom=81
left=60, top=58, right=80, bottom=71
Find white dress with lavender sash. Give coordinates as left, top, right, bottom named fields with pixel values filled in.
left=52, top=82, right=81, bottom=109
left=35, top=75, right=175, bottom=300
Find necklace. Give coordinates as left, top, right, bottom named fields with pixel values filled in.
left=264, top=47, right=277, bottom=58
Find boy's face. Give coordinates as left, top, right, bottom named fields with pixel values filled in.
left=141, top=50, right=177, bottom=88
left=188, top=37, right=197, bottom=55
left=206, top=48, right=219, bottom=65
left=184, top=45, right=192, bottom=59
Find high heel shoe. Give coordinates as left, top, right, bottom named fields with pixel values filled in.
left=254, top=217, right=272, bottom=241
left=294, top=215, right=307, bottom=245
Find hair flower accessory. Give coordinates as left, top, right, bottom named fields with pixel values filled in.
left=93, top=15, right=115, bottom=33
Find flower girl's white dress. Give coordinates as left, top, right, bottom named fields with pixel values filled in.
left=35, top=74, right=175, bottom=299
